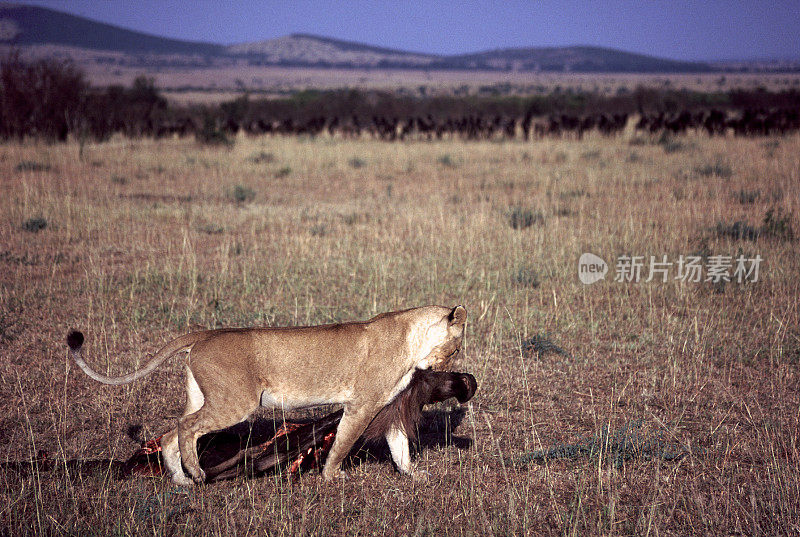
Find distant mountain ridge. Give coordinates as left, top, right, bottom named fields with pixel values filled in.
left=444, top=46, right=710, bottom=73
left=0, top=2, right=717, bottom=72
left=236, top=33, right=438, bottom=59
left=226, top=33, right=437, bottom=68
left=0, top=2, right=224, bottom=56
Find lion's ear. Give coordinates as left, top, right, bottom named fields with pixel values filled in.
left=448, top=305, right=467, bottom=326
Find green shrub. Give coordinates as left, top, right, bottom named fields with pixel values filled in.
left=734, top=189, right=760, bottom=204
left=512, top=420, right=689, bottom=469
left=520, top=334, right=570, bottom=358
left=714, top=221, right=760, bottom=241
left=198, top=223, right=224, bottom=234
left=662, top=140, right=684, bottom=153
left=228, top=184, right=255, bottom=204
left=249, top=151, right=274, bottom=164
left=762, top=207, right=795, bottom=241
left=22, top=217, right=47, bottom=233
left=657, top=133, right=684, bottom=153
left=558, top=189, right=588, bottom=199
left=508, top=207, right=544, bottom=230
left=196, top=115, right=233, bottom=146
left=714, top=208, right=795, bottom=242
left=309, top=224, right=328, bottom=236
left=437, top=154, right=458, bottom=167
left=695, top=161, right=732, bottom=179
left=512, top=266, right=540, bottom=288
left=763, top=139, right=780, bottom=157
left=628, top=136, right=647, bottom=146
left=15, top=161, right=51, bottom=172
left=348, top=157, right=366, bottom=169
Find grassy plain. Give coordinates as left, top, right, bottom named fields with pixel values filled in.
left=152, top=69, right=800, bottom=104
left=59, top=51, right=800, bottom=104
left=0, top=129, right=798, bottom=535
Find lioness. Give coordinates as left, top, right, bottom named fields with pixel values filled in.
left=67, top=305, right=466, bottom=485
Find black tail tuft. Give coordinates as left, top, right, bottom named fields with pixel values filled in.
left=126, top=424, right=144, bottom=443
left=66, top=330, right=84, bottom=351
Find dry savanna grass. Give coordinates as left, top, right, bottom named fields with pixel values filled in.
left=44, top=49, right=800, bottom=104
left=0, top=129, right=798, bottom=535
left=18, top=45, right=800, bottom=102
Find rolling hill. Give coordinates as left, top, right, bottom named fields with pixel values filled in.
left=0, top=2, right=715, bottom=72
left=226, top=34, right=438, bottom=68
left=0, top=3, right=223, bottom=56
left=439, top=46, right=712, bottom=73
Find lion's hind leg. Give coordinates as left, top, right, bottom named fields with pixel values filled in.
left=161, top=429, right=193, bottom=486
left=162, top=367, right=206, bottom=485
left=177, top=382, right=260, bottom=484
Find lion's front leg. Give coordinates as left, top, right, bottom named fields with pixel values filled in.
left=321, top=404, right=380, bottom=480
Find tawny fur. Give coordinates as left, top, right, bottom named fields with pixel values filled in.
left=67, top=305, right=466, bottom=485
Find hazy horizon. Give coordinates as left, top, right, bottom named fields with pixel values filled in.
left=13, top=0, right=800, bottom=62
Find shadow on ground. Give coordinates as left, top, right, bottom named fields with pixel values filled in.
left=0, top=407, right=473, bottom=482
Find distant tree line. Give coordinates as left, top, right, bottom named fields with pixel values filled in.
left=0, top=52, right=84, bottom=141
left=0, top=52, right=176, bottom=142
left=2, top=53, right=799, bottom=143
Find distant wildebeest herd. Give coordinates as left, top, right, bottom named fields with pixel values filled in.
left=5, top=57, right=800, bottom=143
left=155, top=107, right=800, bottom=142
left=634, top=108, right=800, bottom=137
left=222, top=111, right=629, bottom=141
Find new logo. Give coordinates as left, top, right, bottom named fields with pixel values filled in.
left=578, top=253, right=608, bottom=284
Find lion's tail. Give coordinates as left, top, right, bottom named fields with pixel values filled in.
left=66, top=330, right=210, bottom=386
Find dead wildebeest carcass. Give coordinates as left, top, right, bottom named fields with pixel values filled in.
left=122, top=369, right=477, bottom=482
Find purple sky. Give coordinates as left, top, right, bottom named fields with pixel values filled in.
left=20, top=1, right=800, bottom=61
